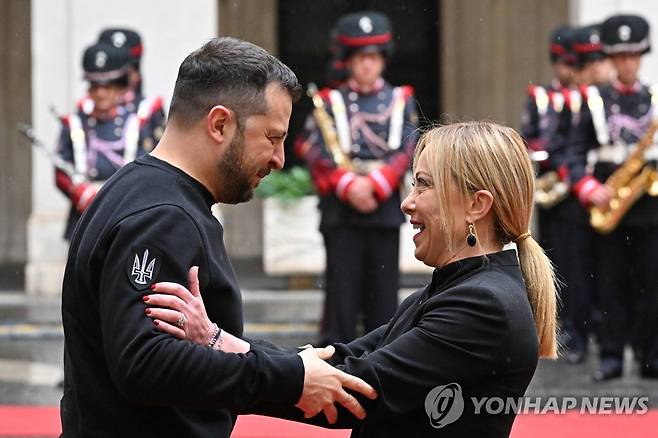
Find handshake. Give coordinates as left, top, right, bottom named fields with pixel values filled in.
left=295, top=344, right=377, bottom=424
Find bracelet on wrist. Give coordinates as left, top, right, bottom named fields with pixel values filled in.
left=207, top=323, right=221, bottom=348
left=215, top=329, right=224, bottom=350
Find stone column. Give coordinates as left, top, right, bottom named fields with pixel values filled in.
left=0, top=0, right=32, bottom=290
left=217, top=0, right=278, bottom=259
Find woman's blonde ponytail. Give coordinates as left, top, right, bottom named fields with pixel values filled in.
left=516, top=236, right=558, bottom=358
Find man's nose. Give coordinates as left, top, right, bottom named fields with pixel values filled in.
left=270, top=142, right=285, bottom=170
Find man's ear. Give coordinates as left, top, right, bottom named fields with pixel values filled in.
left=206, top=105, right=234, bottom=145
left=466, top=190, right=494, bottom=223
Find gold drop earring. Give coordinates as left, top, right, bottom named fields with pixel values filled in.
left=467, top=223, right=477, bottom=247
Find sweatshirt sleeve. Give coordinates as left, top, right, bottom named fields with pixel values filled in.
left=97, top=204, right=304, bottom=411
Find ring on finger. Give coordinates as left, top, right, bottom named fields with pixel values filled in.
left=175, top=314, right=187, bottom=328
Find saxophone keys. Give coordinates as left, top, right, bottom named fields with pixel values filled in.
left=617, top=187, right=631, bottom=199
left=647, top=170, right=658, bottom=196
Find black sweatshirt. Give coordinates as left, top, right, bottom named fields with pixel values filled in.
left=254, top=250, right=539, bottom=437
left=60, top=154, right=304, bottom=437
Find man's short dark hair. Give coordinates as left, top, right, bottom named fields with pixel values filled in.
left=168, top=37, right=301, bottom=128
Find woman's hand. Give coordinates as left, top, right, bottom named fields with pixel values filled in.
left=143, top=266, right=215, bottom=346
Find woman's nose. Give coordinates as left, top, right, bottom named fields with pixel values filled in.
left=400, top=192, right=415, bottom=215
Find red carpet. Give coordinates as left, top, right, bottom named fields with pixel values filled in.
left=1, top=406, right=657, bottom=437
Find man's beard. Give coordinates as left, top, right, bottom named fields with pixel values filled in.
left=218, top=128, right=254, bottom=204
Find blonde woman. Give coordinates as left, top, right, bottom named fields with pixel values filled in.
left=144, top=121, right=557, bottom=437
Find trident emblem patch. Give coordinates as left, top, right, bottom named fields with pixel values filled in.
left=126, top=246, right=161, bottom=290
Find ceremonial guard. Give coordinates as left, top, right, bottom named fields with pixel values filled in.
left=98, top=27, right=166, bottom=151
left=521, top=26, right=592, bottom=363
left=296, top=11, right=419, bottom=344
left=55, top=42, right=155, bottom=240
left=572, top=24, right=613, bottom=87
left=521, top=25, right=576, bottom=250
left=568, top=14, right=658, bottom=380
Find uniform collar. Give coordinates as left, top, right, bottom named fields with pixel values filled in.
left=122, top=89, right=143, bottom=105
left=549, top=78, right=565, bottom=92
left=347, top=77, right=385, bottom=94
left=89, top=105, right=122, bottom=120
left=613, top=79, right=642, bottom=95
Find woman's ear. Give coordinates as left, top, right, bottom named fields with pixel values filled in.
left=206, top=105, right=233, bottom=145
left=466, top=190, right=494, bottom=222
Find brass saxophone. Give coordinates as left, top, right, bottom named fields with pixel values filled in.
left=307, top=83, right=355, bottom=171
left=530, top=151, right=569, bottom=209
left=590, top=119, right=658, bottom=234
left=535, top=170, right=569, bottom=209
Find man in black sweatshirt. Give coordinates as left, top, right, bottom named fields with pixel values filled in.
left=60, top=37, right=375, bottom=437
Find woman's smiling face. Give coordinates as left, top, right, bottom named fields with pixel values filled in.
left=401, top=148, right=467, bottom=268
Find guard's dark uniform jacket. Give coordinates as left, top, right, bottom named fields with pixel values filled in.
left=55, top=99, right=164, bottom=240
left=122, top=89, right=167, bottom=148
left=537, top=83, right=597, bottom=358
left=295, top=78, right=419, bottom=343
left=570, top=81, right=658, bottom=224
left=60, top=154, right=304, bottom=437
left=567, top=79, right=658, bottom=367
left=522, top=79, right=571, bottom=174
left=296, top=79, right=418, bottom=230
left=255, top=250, right=539, bottom=437
left=520, top=80, right=578, bottom=248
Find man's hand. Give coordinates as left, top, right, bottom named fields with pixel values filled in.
left=589, top=184, right=615, bottom=210
left=295, top=345, right=377, bottom=424
left=346, top=176, right=378, bottom=214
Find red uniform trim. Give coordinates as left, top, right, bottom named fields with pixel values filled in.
left=138, top=96, right=164, bottom=126
left=55, top=169, right=73, bottom=194
left=527, top=138, right=547, bottom=152
left=293, top=136, right=310, bottom=159
left=318, top=87, right=333, bottom=102
left=573, top=175, right=601, bottom=206
left=368, top=169, right=392, bottom=201
left=557, top=165, right=569, bottom=181
left=336, top=171, right=357, bottom=201
left=550, top=44, right=568, bottom=55
left=527, top=84, right=537, bottom=98
left=573, top=42, right=603, bottom=53
left=399, top=85, right=415, bottom=99
left=369, top=154, right=410, bottom=201
left=337, top=33, right=392, bottom=47
left=129, top=44, right=143, bottom=58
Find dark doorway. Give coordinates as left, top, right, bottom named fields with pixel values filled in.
left=278, top=0, right=440, bottom=168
